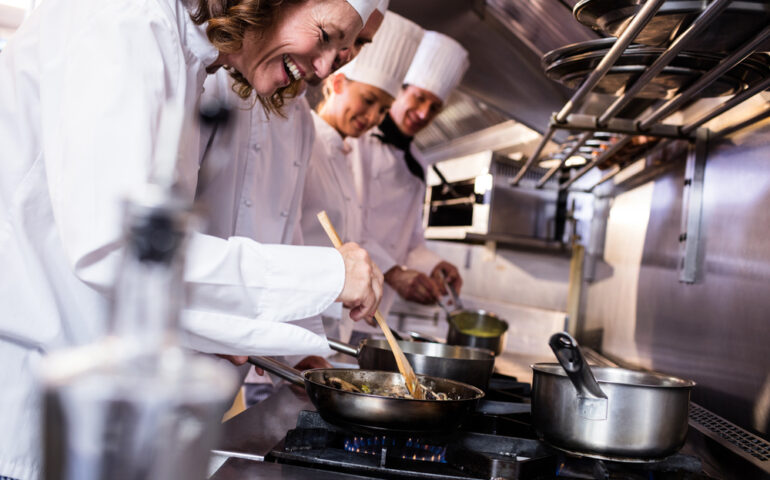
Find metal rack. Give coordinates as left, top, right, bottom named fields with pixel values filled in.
left=510, top=0, right=770, bottom=194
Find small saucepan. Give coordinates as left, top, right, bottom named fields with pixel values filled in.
left=328, top=337, right=495, bottom=390
left=248, top=356, right=484, bottom=432
left=437, top=281, right=508, bottom=355
left=531, top=332, right=695, bottom=461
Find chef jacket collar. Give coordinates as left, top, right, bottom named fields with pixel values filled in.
left=313, top=111, right=353, bottom=155
left=182, top=10, right=220, bottom=70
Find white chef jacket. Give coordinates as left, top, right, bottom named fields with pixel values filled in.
left=197, top=70, right=313, bottom=248
left=0, top=1, right=343, bottom=478
left=350, top=128, right=443, bottom=317
left=196, top=70, right=332, bottom=378
left=300, top=112, right=365, bottom=340
left=300, top=112, right=364, bottom=249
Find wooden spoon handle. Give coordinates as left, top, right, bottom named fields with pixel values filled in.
left=317, top=210, right=344, bottom=248
left=316, top=211, right=424, bottom=399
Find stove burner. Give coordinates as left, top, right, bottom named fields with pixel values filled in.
left=342, top=435, right=447, bottom=463
left=270, top=411, right=557, bottom=479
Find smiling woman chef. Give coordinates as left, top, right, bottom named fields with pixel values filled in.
left=0, top=0, right=383, bottom=478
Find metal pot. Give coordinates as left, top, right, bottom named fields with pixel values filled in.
left=248, top=356, right=484, bottom=432
left=446, top=309, right=508, bottom=355
left=531, top=333, right=695, bottom=461
left=328, top=338, right=495, bottom=390
left=437, top=279, right=508, bottom=355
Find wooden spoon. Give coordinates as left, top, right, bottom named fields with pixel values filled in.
left=316, top=211, right=426, bottom=400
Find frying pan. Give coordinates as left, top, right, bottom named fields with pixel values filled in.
left=327, top=337, right=495, bottom=390
left=248, top=356, right=484, bottom=432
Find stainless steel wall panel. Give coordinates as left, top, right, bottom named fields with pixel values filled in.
left=585, top=122, right=770, bottom=435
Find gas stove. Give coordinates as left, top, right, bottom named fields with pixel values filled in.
left=211, top=371, right=770, bottom=480
left=262, top=374, right=736, bottom=480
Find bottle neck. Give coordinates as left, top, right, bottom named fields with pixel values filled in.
left=109, top=198, right=189, bottom=356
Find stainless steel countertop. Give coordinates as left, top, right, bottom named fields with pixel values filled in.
left=213, top=384, right=313, bottom=462
left=210, top=457, right=378, bottom=480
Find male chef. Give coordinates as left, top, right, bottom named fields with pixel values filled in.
left=351, top=31, right=470, bottom=318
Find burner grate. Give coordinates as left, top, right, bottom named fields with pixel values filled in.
left=689, top=403, right=770, bottom=465
left=270, top=411, right=557, bottom=480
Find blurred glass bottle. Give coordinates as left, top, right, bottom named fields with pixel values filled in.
left=41, top=187, right=238, bottom=480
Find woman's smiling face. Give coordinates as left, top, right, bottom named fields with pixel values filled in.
left=322, top=74, right=393, bottom=138
left=227, top=0, right=363, bottom=97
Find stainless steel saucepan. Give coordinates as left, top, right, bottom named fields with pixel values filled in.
left=248, top=356, right=484, bottom=432
left=327, top=337, right=495, bottom=390
left=531, top=332, right=695, bottom=461
left=437, top=280, right=509, bottom=355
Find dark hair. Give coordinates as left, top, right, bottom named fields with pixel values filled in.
left=191, top=0, right=306, bottom=115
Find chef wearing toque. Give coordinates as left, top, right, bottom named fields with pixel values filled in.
left=196, top=0, right=390, bottom=404
left=0, top=0, right=383, bottom=477
left=299, top=11, right=424, bottom=341
left=351, top=31, right=471, bottom=319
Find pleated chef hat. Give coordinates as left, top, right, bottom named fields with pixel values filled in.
left=345, top=0, right=380, bottom=23
left=403, top=31, right=469, bottom=102
left=337, top=11, right=424, bottom=98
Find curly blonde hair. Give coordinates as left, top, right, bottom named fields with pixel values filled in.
left=191, top=0, right=306, bottom=115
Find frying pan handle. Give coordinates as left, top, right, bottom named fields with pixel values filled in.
left=548, top=332, right=607, bottom=400
left=327, top=338, right=360, bottom=357
left=247, top=356, right=305, bottom=387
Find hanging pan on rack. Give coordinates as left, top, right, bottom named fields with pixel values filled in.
left=544, top=38, right=770, bottom=99
left=573, top=0, right=770, bottom=53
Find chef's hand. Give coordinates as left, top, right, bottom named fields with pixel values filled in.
left=293, top=355, right=332, bottom=370
left=216, top=354, right=248, bottom=366
left=431, top=261, right=463, bottom=298
left=385, top=266, right=442, bottom=304
left=336, top=242, right=383, bottom=325
left=289, top=356, right=333, bottom=395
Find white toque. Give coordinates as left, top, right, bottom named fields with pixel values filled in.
left=403, top=31, right=469, bottom=103
left=345, top=0, right=380, bottom=23
left=337, top=11, right=424, bottom=99
left=376, top=0, right=390, bottom=13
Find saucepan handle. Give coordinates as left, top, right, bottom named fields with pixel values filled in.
left=548, top=332, right=608, bottom=420
left=436, top=270, right=464, bottom=312
left=327, top=338, right=360, bottom=357
left=247, top=356, right=305, bottom=387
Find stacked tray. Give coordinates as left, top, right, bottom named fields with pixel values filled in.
left=573, top=0, right=770, bottom=53
left=544, top=38, right=770, bottom=99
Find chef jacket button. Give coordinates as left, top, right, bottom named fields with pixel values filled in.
left=252, top=143, right=261, bottom=152
left=293, top=160, right=301, bottom=167
left=280, top=210, right=289, bottom=217
left=244, top=200, right=252, bottom=207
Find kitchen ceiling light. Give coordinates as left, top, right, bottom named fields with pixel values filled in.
left=565, top=155, right=588, bottom=167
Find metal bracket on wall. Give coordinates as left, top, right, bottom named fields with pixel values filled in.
left=678, top=128, right=709, bottom=284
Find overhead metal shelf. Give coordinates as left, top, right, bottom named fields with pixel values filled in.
left=510, top=0, right=770, bottom=193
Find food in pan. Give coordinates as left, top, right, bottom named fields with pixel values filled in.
left=323, top=375, right=449, bottom=400
left=458, top=327, right=505, bottom=337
